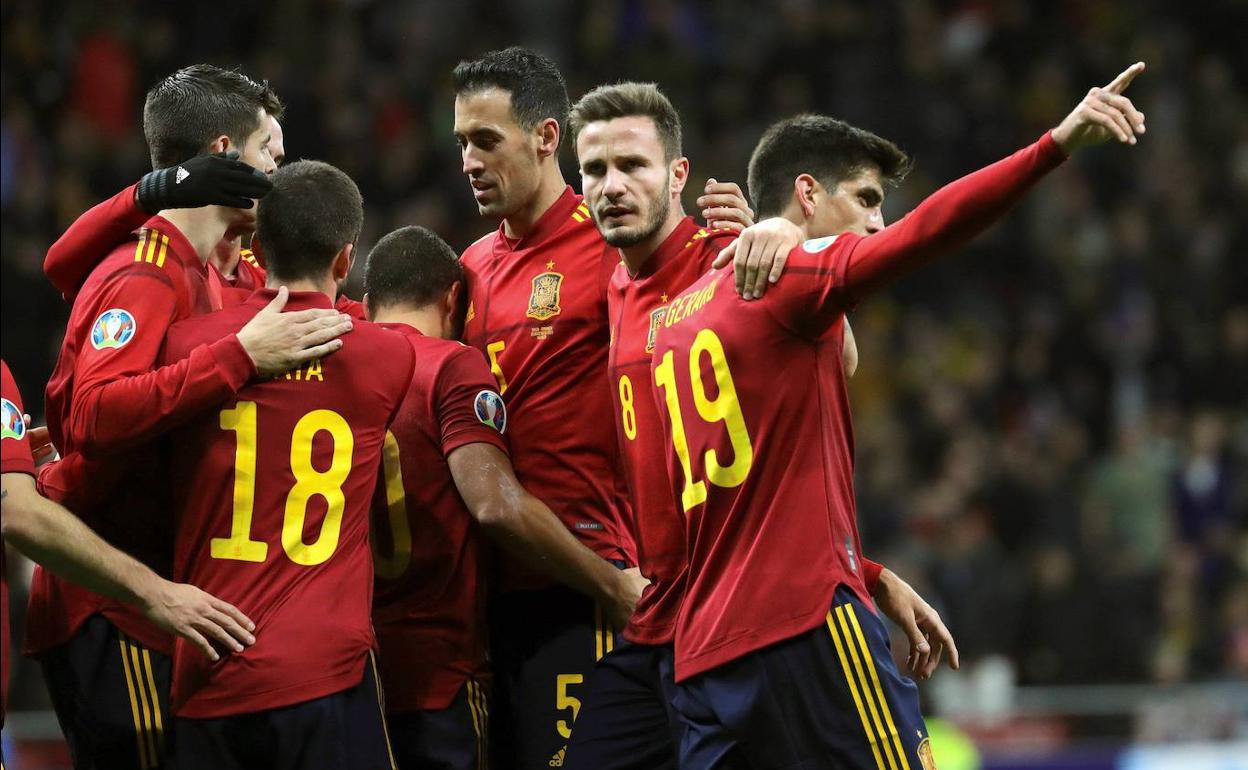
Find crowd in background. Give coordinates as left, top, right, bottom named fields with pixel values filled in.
left=2, top=0, right=1244, bottom=712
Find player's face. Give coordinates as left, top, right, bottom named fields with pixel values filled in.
left=223, top=109, right=278, bottom=226
left=268, top=115, right=286, bottom=167
left=578, top=116, right=677, bottom=248
left=454, top=88, right=543, bottom=218
left=813, top=166, right=886, bottom=237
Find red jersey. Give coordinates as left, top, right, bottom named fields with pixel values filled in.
left=607, top=218, right=737, bottom=645
left=44, top=183, right=150, bottom=301
left=160, top=289, right=414, bottom=718
left=461, top=186, right=631, bottom=590
left=28, top=218, right=254, bottom=655
left=371, top=323, right=508, bottom=712
left=652, top=132, right=1066, bottom=681
left=1, top=360, right=37, bottom=724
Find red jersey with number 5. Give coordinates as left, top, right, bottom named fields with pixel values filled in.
left=371, top=323, right=507, bottom=713
left=460, top=186, right=631, bottom=590
left=160, top=289, right=414, bottom=718
left=607, top=217, right=736, bottom=645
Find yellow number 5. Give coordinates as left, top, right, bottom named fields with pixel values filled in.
left=555, top=673, right=583, bottom=740
left=486, top=340, right=508, bottom=395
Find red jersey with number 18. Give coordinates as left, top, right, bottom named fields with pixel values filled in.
left=461, top=186, right=631, bottom=590
left=370, top=323, right=508, bottom=713
left=652, top=133, right=1067, bottom=681
left=160, top=289, right=414, bottom=718
left=607, top=217, right=736, bottom=645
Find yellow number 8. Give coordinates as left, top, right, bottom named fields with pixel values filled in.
left=618, top=375, right=638, bottom=441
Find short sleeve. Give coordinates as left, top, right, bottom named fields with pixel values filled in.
left=763, top=233, right=860, bottom=338
left=435, top=346, right=510, bottom=457
left=1, top=360, right=36, bottom=476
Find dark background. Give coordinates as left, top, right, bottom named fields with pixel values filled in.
left=2, top=0, right=1245, bottom=716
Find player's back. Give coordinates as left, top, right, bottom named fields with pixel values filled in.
left=370, top=323, right=507, bottom=713
left=649, top=236, right=867, bottom=681
left=160, top=288, right=415, bottom=718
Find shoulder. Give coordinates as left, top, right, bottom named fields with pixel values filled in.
left=459, top=230, right=498, bottom=265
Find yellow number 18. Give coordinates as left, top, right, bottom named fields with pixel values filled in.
left=653, top=329, right=754, bottom=512
left=213, top=402, right=354, bottom=566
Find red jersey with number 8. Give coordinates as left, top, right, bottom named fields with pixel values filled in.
left=160, top=289, right=414, bottom=718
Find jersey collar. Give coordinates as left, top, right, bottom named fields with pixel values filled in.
left=632, top=216, right=702, bottom=280
left=497, top=186, right=582, bottom=252
left=247, top=287, right=335, bottom=311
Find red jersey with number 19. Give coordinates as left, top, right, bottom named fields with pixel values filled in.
left=461, top=186, right=631, bottom=590
left=371, top=323, right=508, bottom=713
left=160, top=289, right=415, bottom=718
left=652, top=132, right=1067, bottom=681
left=607, top=217, right=736, bottom=645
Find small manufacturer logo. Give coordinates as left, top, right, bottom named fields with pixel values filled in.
left=802, top=235, right=838, bottom=253
left=90, top=308, right=137, bottom=350
left=175, top=166, right=190, bottom=184
left=845, top=537, right=858, bottom=574
left=473, top=390, right=507, bottom=433
left=548, top=746, right=566, bottom=767
left=1, top=398, right=25, bottom=441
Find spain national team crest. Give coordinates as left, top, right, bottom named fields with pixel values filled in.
left=917, top=737, right=938, bottom=770
left=526, top=271, right=563, bottom=321
left=90, top=308, right=137, bottom=350
left=1, top=398, right=25, bottom=441
left=646, top=305, right=668, bottom=353
left=474, top=390, right=507, bottom=433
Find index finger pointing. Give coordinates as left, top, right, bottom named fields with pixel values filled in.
left=1105, top=61, right=1145, bottom=94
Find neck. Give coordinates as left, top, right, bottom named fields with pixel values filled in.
left=210, top=233, right=244, bottom=278
left=159, top=207, right=235, bottom=265
left=502, top=161, right=567, bottom=240
left=265, top=274, right=339, bottom=303
left=620, top=205, right=685, bottom=276
left=370, top=304, right=443, bottom=337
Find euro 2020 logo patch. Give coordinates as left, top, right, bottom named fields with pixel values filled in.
left=90, top=308, right=137, bottom=350
left=474, top=390, right=507, bottom=434
left=1, top=398, right=25, bottom=441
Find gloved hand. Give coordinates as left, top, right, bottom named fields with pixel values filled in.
left=136, top=151, right=272, bottom=213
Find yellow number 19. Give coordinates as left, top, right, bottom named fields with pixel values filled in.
left=654, top=329, right=754, bottom=512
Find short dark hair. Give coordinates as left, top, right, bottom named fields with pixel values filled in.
left=747, top=115, right=912, bottom=218
left=143, top=64, right=283, bottom=170
left=452, top=47, right=570, bottom=132
left=568, top=82, right=682, bottom=161
left=364, top=226, right=464, bottom=312
left=256, top=160, right=363, bottom=283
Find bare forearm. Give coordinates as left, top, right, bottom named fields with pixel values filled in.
left=478, top=493, right=623, bottom=604
left=1, top=477, right=160, bottom=611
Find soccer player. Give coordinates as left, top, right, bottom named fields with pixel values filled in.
left=564, top=81, right=955, bottom=769
left=363, top=226, right=647, bottom=770
left=160, top=160, right=412, bottom=770
left=649, top=64, right=1146, bottom=769
left=451, top=47, right=756, bottom=767
left=2, top=360, right=257, bottom=767
left=27, top=64, right=351, bottom=769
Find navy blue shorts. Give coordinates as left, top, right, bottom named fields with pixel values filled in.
left=562, top=640, right=680, bottom=770
left=174, top=652, right=396, bottom=770
left=386, top=678, right=489, bottom=770
left=672, top=586, right=931, bottom=770
left=488, top=580, right=620, bottom=770
left=39, top=614, right=173, bottom=770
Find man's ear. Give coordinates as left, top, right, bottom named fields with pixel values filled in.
left=670, top=156, right=690, bottom=196
left=209, top=134, right=230, bottom=154
left=794, top=174, right=819, bottom=218
left=332, top=243, right=355, bottom=283
left=446, top=280, right=464, bottom=318
left=536, top=118, right=561, bottom=160
left=362, top=292, right=372, bottom=321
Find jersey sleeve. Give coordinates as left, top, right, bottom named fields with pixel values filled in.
left=335, top=295, right=368, bottom=321
left=1, top=360, right=36, bottom=476
left=861, top=557, right=883, bottom=593
left=434, top=345, right=510, bottom=457
left=67, top=266, right=255, bottom=456
left=44, top=184, right=151, bottom=300
left=770, top=132, right=1068, bottom=336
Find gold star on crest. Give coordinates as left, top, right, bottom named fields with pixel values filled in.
left=661, top=293, right=669, bottom=303
left=545, top=260, right=555, bottom=270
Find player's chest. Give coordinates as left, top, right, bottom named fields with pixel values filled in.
left=466, top=248, right=605, bottom=345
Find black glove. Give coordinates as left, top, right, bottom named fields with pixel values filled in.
left=135, top=151, right=272, bottom=213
